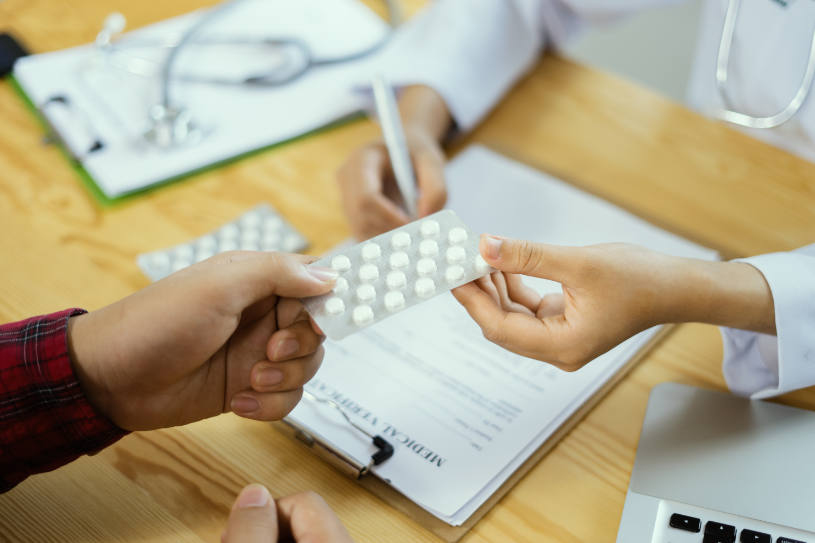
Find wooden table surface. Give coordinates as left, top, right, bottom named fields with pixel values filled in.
left=2, top=2, right=815, bottom=542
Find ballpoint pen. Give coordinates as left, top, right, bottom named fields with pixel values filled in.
left=371, top=74, right=418, bottom=219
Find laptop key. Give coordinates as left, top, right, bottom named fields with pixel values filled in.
left=705, top=535, right=736, bottom=543
left=740, top=530, right=771, bottom=543
left=669, top=513, right=701, bottom=532
left=777, top=539, right=807, bottom=543
left=706, top=521, right=737, bottom=542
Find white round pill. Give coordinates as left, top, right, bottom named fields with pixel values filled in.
left=240, top=229, right=260, bottom=243
left=220, top=240, right=238, bottom=252
left=414, top=277, right=436, bottom=298
left=389, top=251, right=410, bottom=269
left=416, top=258, right=437, bottom=277
left=358, top=263, right=380, bottom=282
left=384, top=290, right=406, bottom=312
left=419, top=239, right=439, bottom=258
left=149, top=252, right=170, bottom=269
left=391, top=231, right=412, bottom=250
left=325, top=297, right=346, bottom=316
left=474, top=254, right=490, bottom=274
left=331, top=255, right=351, bottom=272
left=283, top=234, right=301, bottom=252
left=196, top=249, right=214, bottom=262
left=261, top=233, right=281, bottom=251
left=352, top=305, right=375, bottom=326
left=174, top=245, right=194, bottom=261
left=420, top=219, right=440, bottom=238
left=263, top=216, right=283, bottom=233
left=240, top=239, right=259, bottom=251
left=171, top=258, right=191, bottom=272
left=196, top=235, right=217, bottom=252
left=448, top=227, right=468, bottom=245
left=356, top=284, right=376, bottom=303
left=446, top=245, right=466, bottom=264
left=333, top=277, right=349, bottom=295
left=219, top=224, right=239, bottom=240
left=445, top=265, right=465, bottom=284
left=361, top=242, right=382, bottom=261
left=240, top=211, right=261, bottom=228
left=386, top=270, right=407, bottom=290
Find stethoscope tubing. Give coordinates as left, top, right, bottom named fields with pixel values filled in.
left=715, top=0, right=815, bottom=129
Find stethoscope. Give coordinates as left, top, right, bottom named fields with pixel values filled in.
left=716, top=0, right=815, bottom=128
left=88, top=0, right=400, bottom=149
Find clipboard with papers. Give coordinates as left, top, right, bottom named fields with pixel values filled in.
left=273, top=145, right=719, bottom=541
left=11, top=0, right=390, bottom=203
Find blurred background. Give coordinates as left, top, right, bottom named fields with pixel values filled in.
left=568, top=0, right=703, bottom=102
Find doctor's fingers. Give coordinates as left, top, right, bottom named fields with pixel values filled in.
left=505, top=274, right=545, bottom=313
left=414, top=146, right=447, bottom=217
left=452, top=282, right=585, bottom=371
left=469, top=273, right=537, bottom=316
left=479, top=235, right=579, bottom=282
left=358, top=191, right=409, bottom=239
left=537, top=293, right=566, bottom=319
left=474, top=273, right=501, bottom=306
left=491, top=272, right=537, bottom=316
left=338, top=144, right=409, bottom=239
left=251, top=346, right=324, bottom=394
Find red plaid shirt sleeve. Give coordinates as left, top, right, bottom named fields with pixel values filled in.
left=0, top=309, right=127, bottom=492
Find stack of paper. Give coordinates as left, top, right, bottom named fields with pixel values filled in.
left=287, top=146, right=718, bottom=526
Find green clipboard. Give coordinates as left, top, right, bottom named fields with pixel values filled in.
left=9, top=74, right=364, bottom=207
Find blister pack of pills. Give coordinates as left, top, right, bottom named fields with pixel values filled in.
left=303, top=209, right=491, bottom=340
left=137, top=204, right=308, bottom=281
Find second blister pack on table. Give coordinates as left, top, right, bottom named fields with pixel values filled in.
left=137, top=203, right=307, bottom=281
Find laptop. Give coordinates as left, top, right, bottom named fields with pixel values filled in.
left=616, top=383, right=815, bottom=543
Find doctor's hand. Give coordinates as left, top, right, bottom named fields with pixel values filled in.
left=67, top=251, right=338, bottom=431
left=337, top=85, right=452, bottom=240
left=337, top=127, right=446, bottom=240
left=222, top=484, right=354, bottom=543
left=452, top=236, right=776, bottom=371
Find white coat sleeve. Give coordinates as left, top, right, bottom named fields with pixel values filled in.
left=374, top=0, right=683, bottom=132
left=721, top=244, right=815, bottom=398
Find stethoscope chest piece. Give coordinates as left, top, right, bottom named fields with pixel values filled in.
left=143, top=104, right=203, bottom=149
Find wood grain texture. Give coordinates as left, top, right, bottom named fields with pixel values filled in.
left=462, top=58, right=815, bottom=258
left=1, top=1, right=814, bottom=542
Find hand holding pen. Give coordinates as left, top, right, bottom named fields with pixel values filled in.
left=337, top=83, right=451, bottom=240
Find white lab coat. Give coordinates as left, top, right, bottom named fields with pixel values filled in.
left=381, top=0, right=815, bottom=161
left=378, top=0, right=815, bottom=398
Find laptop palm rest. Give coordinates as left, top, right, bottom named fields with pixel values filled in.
left=629, top=383, right=815, bottom=532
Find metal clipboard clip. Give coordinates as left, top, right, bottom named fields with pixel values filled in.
left=39, top=95, right=106, bottom=161
left=279, top=390, right=394, bottom=479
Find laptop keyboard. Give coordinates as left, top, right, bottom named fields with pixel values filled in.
left=668, top=514, right=783, bottom=543
left=652, top=501, right=814, bottom=543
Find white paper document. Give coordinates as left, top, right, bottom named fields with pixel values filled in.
left=13, top=0, right=389, bottom=198
left=287, top=146, right=718, bottom=525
